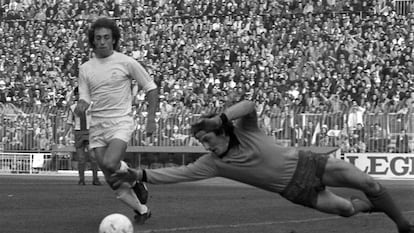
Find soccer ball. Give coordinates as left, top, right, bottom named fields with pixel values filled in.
left=99, top=213, right=133, bottom=233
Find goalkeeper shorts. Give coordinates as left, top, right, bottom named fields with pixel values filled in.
left=281, top=151, right=328, bottom=208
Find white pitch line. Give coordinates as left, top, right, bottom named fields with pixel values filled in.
left=136, top=210, right=414, bottom=233
left=136, top=216, right=342, bottom=233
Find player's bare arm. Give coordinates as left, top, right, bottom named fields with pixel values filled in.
left=74, top=99, right=90, bottom=116
left=145, top=88, right=158, bottom=136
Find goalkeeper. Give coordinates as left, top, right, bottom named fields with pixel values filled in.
left=112, top=100, right=413, bottom=233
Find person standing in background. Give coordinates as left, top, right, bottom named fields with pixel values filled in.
left=66, top=87, right=101, bottom=185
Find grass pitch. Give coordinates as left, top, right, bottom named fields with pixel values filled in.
left=0, top=175, right=413, bottom=233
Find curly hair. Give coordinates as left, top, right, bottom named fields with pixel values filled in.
left=88, top=17, right=121, bottom=51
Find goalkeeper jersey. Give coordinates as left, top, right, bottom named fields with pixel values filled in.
left=145, top=111, right=299, bottom=194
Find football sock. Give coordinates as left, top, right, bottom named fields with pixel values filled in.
left=115, top=183, right=148, bottom=214
left=114, top=161, right=148, bottom=214
left=91, top=162, right=99, bottom=181
left=366, top=184, right=410, bottom=231
left=78, top=162, right=85, bottom=182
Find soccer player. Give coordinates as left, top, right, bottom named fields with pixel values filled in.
left=75, top=17, right=157, bottom=224
left=112, top=100, right=413, bottom=232
left=66, top=87, right=101, bottom=186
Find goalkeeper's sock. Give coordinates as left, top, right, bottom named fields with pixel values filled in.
left=350, top=196, right=372, bottom=214
left=366, top=184, right=410, bottom=231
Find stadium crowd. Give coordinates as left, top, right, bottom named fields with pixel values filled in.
left=0, top=0, right=413, bottom=153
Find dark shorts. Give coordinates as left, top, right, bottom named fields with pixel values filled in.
left=281, top=151, right=328, bottom=208
left=74, top=130, right=89, bottom=149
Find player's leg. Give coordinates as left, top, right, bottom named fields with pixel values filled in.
left=314, top=189, right=359, bottom=217
left=112, top=118, right=149, bottom=204
left=74, top=131, right=87, bottom=185
left=76, top=146, right=86, bottom=185
left=322, top=157, right=412, bottom=232
left=94, top=139, right=150, bottom=223
left=283, top=152, right=369, bottom=217
left=88, top=148, right=101, bottom=185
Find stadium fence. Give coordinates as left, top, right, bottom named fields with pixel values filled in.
left=1, top=111, right=413, bottom=153
left=1, top=110, right=413, bottom=175
left=394, top=0, right=414, bottom=15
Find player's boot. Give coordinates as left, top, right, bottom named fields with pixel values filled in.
left=132, top=182, right=148, bottom=204
left=134, top=209, right=151, bottom=224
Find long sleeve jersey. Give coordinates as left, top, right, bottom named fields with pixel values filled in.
left=145, top=111, right=300, bottom=194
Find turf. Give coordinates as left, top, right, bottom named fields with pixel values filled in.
left=0, top=175, right=413, bottom=233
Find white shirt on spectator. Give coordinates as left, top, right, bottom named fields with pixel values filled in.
left=212, top=22, right=221, bottom=31
left=348, top=106, right=366, bottom=129
left=287, top=88, right=300, bottom=100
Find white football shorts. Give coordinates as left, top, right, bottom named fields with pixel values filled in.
left=89, top=116, right=135, bottom=149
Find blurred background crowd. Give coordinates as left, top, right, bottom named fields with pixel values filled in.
left=0, top=0, right=413, bottom=154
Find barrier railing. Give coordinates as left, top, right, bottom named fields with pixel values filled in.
left=1, top=111, right=413, bottom=153
left=394, top=0, right=414, bottom=15
left=0, top=152, right=71, bottom=174
left=1, top=109, right=412, bottom=174
left=1, top=147, right=340, bottom=174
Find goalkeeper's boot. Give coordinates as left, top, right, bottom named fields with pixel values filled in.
left=134, top=209, right=151, bottom=225
left=350, top=196, right=373, bottom=213
left=132, top=182, right=148, bottom=204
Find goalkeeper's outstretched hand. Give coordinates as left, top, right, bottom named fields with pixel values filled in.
left=110, top=168, right=143, bottom=187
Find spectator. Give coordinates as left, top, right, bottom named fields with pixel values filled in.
left=327, top=124, right=342, bottom=146
left=395, top=129, right=410, bottom=153
left=369, top=123, right=389, bottom=152
left=0, top=0, right=412, bottom=152
left=350, top=122, right=366, bottom=147
left=347, top=100, right=366, bottom=129
left=291, top=123, right=304, bottom=147
left=316, top=124, right=331, bottom=147
left=338, top=122, right=352, bottom=153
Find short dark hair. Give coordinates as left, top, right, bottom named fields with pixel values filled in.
left=88, top=17, right=121, bottom=51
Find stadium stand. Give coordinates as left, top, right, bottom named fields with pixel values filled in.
left=0, top=0, right=413, bottom=158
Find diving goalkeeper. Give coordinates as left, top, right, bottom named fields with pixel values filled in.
left=111, top=100, right=413, bottom=233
